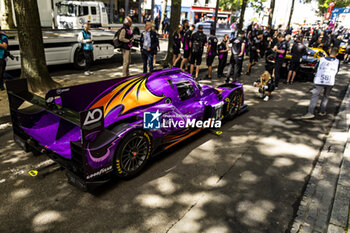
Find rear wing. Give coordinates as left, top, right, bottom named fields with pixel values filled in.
left=6, top=78, right=115, bottom=191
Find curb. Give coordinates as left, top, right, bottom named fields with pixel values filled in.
left=290, top=80, right=350, bottom=233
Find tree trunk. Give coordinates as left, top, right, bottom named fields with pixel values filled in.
left=13, top=0, right=58, bottom=92
left=268, top=0, right=275, bottom=28
left=238, top=0, right=247, bottom=31
left=1, top=0, right=15, bottom=29
left=287, top=0, right=295, bottom=29
left=158, top=0, right=168, bottom=35
left=164, top=0, right=182, bottom=66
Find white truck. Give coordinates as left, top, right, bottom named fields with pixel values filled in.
left=5, top=29, right=115, bottom=71
left=56, top=1, right=109, bottom=29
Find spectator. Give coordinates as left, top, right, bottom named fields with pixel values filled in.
left=119, top=16, right=133, bottom=76
left=190, top=25, right=207, bottom=79
left=253, top=71, right=275, bottom=101
left=344, top=37, right=350, bottom=63
left=180, top=24, right=195, bottom=71
left=286, top=35, right=307, bottom=84
left=206, top=29, right=218, bottom=79
left=217, top=34, right=229, bottom=78
left=162, top=15, right=170, bottom=38
left=182, top=19, right=189, bottom=34
left=302, top=47, right=340, bottom=119
left=140, top=21, right=158, bottom=73
left=77, top=21, right=94, bottom=76
left=172, top=25, right=182, bottom=67
left=0, top=28, right=8, bottom=91
left=155, top=15, right=160, bottom=31
left=272, top=33, right=288, bottom=88
left=246, top=31, right=263, bottom=75
left=226, top=31, right=245, bottom=83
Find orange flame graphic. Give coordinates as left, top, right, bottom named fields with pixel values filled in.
left=90, top=75, right=164, bottom=116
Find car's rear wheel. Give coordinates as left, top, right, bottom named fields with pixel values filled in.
left=225, top=90, right=242, bottom=120
left=114, top=130, right=151, bottom=178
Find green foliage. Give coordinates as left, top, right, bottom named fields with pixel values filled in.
left=219, top=0, right=240, bottom=11
left=219, top=0, right=267, bottom=13
left=248, top=0, right=267, bottom=13
left=316, top=0, right=350, bottom=15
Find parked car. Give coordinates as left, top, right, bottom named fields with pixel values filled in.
left=195, top=20, right=214, bottom=29
left=7, top=68, right=247, bottom=191
left=265, top=47, right=326, bottom=81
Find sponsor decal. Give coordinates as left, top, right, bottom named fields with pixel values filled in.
left=116, top=160, right=123, bottom=174
left=143, top=110, right=222, bottom=129
left=56, top=88, right=70, bottom=95
left=143, top=132, right=151, bottom=159
left=46, top=97, right=54, bottom=103
left=86, top=165, right=113, bottom=179
left=84, top=108, right=103, bottom=126
left=143, top=110, right=161, bottom=129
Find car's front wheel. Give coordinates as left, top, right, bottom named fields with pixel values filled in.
left=225, top=90, right=242, bottom=120
left=114, top=130, right=152, bottom=178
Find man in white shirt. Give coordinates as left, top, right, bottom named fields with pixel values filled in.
left=302, top=47, right=340, bottom=119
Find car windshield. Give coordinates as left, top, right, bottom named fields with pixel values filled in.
left=57, top=4, right=76, bottom=16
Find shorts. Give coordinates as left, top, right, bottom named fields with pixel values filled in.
left=346, top=48, right=350, bottom=55
left=173, top=47, right=180, bottom=55
left=206, top=55, right=215, bottom=66
left=289, top=60, right=300, bottom=71
left=249, top=51, right=259, bottom=63
left=190, top=52, right=203, bottom=66
left=184, top=49, right=191, bottom=58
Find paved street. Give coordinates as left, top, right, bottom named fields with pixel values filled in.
left=0, top=53, right=349, bottom=232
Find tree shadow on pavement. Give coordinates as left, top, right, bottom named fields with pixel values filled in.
left=0, top=64, right=349, bottom=233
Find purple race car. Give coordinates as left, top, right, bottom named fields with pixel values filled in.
left=7, top=68, right=247, bottom=190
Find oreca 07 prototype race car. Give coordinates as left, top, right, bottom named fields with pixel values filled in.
left=7, top=68, right=247, bottom=191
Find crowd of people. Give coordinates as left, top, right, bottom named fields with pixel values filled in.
left=73, top=18, right=347, bottom=117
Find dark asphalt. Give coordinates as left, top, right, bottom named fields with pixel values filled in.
left=0, top=58, right=349, bottom=233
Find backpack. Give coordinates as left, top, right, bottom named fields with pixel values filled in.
left=192, top=33, right=203, bottom=53
left=113, top=28, right=123, bottom=48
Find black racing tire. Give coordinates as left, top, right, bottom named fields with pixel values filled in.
left=73, top=48, right=85, bottom=70
left=114, top=130, right=152, bottom=178
left=225, top=89, right=242, bottom=120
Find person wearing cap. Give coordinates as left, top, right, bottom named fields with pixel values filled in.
left=77, top=21, right=94, bottom=76
left=246, top=31, right=263, bottom=75
left=226, top=30, right=245, bottom=83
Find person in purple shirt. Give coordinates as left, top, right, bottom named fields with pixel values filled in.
left=180, top=25, right=195, bottom=71
left=172, top=25, right=182, bottom=67
left=217, top=34, right=229, bottom=78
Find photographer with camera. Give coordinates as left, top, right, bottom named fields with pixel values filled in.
left=0, top=28, right=8, bottom=91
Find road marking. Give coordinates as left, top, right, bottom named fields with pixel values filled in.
left=28, top=170, right=38, bottom=177
left=216, top=131, right=223, bottom=135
